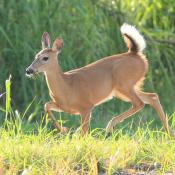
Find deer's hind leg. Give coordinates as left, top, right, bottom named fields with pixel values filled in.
left=106, top=88, right=144, bottom=134
left=136, top=91, right=171, bottom=134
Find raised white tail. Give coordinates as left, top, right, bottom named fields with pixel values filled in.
left=121, top=23, right=146, bottom=52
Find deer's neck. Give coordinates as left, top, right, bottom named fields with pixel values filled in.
left=44, top=63, right=68, bottom=101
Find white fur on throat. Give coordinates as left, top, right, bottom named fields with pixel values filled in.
left=120, top=23, right=146, bottom=52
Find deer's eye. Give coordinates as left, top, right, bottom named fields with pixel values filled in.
left=43, top=57, right=49, bottom=61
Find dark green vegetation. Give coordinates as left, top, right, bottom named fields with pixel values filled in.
left=0, top=0, right=175, bottom=128
left=0, top=1, right=175, bottom=174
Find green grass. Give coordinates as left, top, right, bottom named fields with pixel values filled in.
left=0, top=0, right=175, bottom=120
left=0, top=120, right=175, bottom=174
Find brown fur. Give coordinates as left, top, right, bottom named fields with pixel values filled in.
left=26, top=31, right=171, bottom=136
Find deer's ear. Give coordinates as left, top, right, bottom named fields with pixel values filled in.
left=52, top=38, right=63, bottom=53
left=41, top=32, right=51, bottom=49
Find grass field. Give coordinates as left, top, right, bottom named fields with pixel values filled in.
left=0, top=115, right=175, bottom=174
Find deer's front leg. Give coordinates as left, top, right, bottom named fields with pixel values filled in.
left=44, top=101, right=69, bottom=134
left=80, top=110, right=91, bottom=136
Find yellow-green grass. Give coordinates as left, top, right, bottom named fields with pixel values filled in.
left=0, top=120, right=175, bottom=175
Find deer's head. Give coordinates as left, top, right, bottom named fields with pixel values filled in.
left=26, top=32, right=63, bottom=77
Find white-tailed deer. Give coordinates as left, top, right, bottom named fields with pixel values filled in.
left=26, top=23, right=172, bottom=136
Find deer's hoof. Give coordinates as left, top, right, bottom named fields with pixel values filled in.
left=61, top=127, right=69, bottom=134
left=105, top=132, right=112, bottom=139
left=69, top=127, right=76, bottom=134
left=169, top=128, right=175, bottom=138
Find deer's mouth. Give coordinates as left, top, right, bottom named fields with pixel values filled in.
left=26, top=67, right=37, bottom=77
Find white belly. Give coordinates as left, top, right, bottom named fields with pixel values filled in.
left=94, top=91, right=115, bottom=106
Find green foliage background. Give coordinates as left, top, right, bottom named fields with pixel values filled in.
left=0, top=0, right=175, bottom=129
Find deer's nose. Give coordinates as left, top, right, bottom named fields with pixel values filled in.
left=26, top=67, right=34, bottom=75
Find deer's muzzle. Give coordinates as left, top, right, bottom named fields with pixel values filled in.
left=26, top=67, right=34, bottom=76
